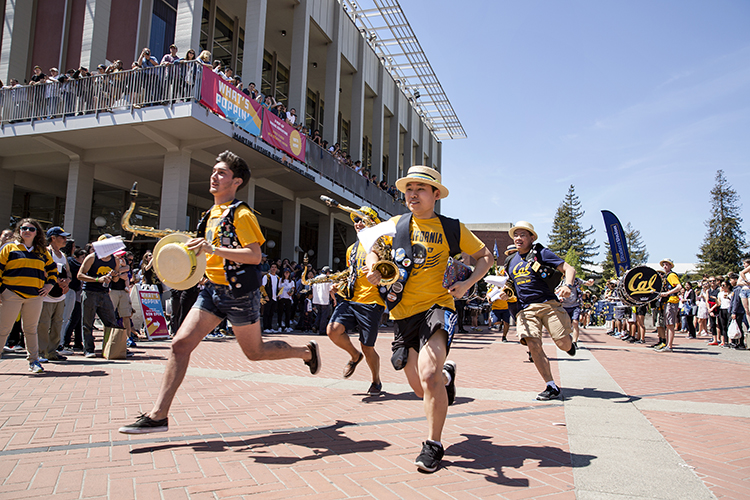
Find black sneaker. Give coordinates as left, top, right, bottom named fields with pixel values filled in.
left=415, top=441, right=444, bottom=473
left=536, top=385, right=561, bottom=401
left=305, top=341, right=321, bottom=375
left=366, top=382, right=383, bottom=395
left=118, top=413, right=168, bottom=434
left=443, top=360, right=457, bottom=406
left=567, top=342, right=577, bottom=356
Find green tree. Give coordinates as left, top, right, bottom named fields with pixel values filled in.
left=564, top=247, right=584, bottom=276
left=601, top=222, right=649, bottom=280
left=697, top=170, right=747, bottom=276
left=548, top=185, right=599, bottom=269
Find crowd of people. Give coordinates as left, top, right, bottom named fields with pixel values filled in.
left=2, top=45, right=405, bottom=203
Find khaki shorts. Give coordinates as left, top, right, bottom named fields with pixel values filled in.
left=110, top=289, right=132, bottom=318
left=516, top=300, right=572, bottom=348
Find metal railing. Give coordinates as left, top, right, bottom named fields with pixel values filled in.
left=1, top=61, right=404, bottom=214
left=0, top=62, right=204, bottom=123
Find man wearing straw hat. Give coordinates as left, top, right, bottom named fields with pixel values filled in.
left=365, top=165, right=493, bottom=473
left=119, top=150, right=321, bottom=435
left=498, top=221, right=577, bottom=401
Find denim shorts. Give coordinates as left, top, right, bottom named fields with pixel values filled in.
left=740, top=287, right=750, bottom=299
left=193, top=282, right=261, bottom=326
left=329, top=300, right=385, bottom=347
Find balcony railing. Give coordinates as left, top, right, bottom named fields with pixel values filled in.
left=0, top=62, right=203, bottom=123
left=0, top=61, right=404, bottom=213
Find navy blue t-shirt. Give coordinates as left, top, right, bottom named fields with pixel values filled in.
left=508, top=247, right=564, bottom=309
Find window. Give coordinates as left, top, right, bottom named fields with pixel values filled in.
left=213, top=7, right=234, bottom=70
left=149, top=0, right=178, bottom=62
left=200, top=0, right=210, bottom=52
left=275, top=62, right=289, bottom=105
left=261, top=50, right=274, bottom=98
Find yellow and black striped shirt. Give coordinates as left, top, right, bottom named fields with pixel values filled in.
left=0, top=243, right=58, bottom=298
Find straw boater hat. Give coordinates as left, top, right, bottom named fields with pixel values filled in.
left=509, top=221, right=538, bottom=241
left=504, top=244, right=517, bottom=256
left=152, top=233, right=206, bottom=290
left=659, top=258, right=674, bottom=268
left=395, top=165, right=449, bottom=199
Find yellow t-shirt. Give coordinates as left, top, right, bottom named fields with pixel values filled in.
left=343, top=242, right=384, bottom=306
left=204, top=204, right=265, bottom=285
left=666, top=272, right=680, bottom=304
left=388, top=215, right=485, bottom=320
left=491, top=297, right=508, bottom=310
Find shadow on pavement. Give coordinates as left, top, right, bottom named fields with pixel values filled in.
left=562, top=387, right=640, bottom=403
left=447, top=433, right=595, bottom=485
left=129, top=420, right=390, bottom=464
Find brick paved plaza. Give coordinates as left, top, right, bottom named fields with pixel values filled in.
left=1, top=326, right=749, bottom=499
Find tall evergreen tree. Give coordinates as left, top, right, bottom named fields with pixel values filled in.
left=548, top=185, right=599, bottom=269
left=564, top=247, right=584, bottom=277
left=601, top=222, right=649, bottom=280
left=697, top=170, right=747, bottom=276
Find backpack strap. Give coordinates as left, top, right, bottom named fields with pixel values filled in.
left=437, top=214, right=461, bottom=258
left=378, top=213, right=413, bottom=308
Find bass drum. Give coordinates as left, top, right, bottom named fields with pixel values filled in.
left=616, top=266, right=663, bottom=306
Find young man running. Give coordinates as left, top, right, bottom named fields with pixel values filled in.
left=119, top=151, right=320, bottom=434
left=326, top=207, right=385, bottom=395
left=366, top=166, right=492, bottom=473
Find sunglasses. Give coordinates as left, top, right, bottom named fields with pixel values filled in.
left=20, top=226, right=37, bottom=232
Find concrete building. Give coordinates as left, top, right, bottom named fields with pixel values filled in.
left=0, top=0, right=464, bottom=269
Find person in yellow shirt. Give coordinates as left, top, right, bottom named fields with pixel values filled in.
left=327, top=207, right=385, bottom=396
left=119, top=151, right=321, bottom=435
left=366, top=166, right=492, bottom=473
left=488, top=285, right=514, bottom=342
left=656, top=258, right=682, bottom=352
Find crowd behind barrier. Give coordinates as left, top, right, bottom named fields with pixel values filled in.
left=1, top=47, right=404, bottom=205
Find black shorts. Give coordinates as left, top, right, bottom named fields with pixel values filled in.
left=329, top=300, right=384, bottom=347
left=393, top=305, right=456, bottom=354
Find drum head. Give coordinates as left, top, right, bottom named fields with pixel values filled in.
left=619, top=266, right=663, bottom=305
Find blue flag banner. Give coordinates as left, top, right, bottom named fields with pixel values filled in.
left=493, top=240, right=499, bottom=259
left=601, top=210, right=631, bottom=277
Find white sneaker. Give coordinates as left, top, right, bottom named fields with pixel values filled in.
left=263, top=329, right=272, bottom=333
left=285, top=327, right=294, bottom=333
left=3, top=346, right=13, bottom=353
left=58, top=347, right=73, bottom=355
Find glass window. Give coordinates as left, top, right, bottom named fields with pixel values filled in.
left=213, top=7, right=234, bottom=70
left=200, top=0, right=210, bottom=52
left=149, top=0, right=178, bottom=62
left=236, top=27, right=244, bottom=77
left=261, top=50, right=274, bottom=98
left=11, top=190, right=64, bottom=229
left=340, top=118, right=350, bottom=154
left=275, top=62, right=289, bottom=105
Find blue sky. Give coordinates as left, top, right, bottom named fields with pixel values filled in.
left=405, top=0, right=750, bottom=264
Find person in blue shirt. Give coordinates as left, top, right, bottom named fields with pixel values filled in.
left=498, top=221, right=577, bottom=401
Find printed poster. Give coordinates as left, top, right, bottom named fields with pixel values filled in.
left=135, top=284, right=170, bottom=340
left=261, top=108, right=306, bottom=162
left=198, top=69, right=262, bottom=136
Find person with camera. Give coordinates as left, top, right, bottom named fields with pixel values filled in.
left=498, top=221, right=577, bottom=401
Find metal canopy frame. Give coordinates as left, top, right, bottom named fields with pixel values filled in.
left=341, top=0, right=466, bottom=141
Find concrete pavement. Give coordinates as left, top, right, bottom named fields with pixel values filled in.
left=1, top=325, right=749, bottom=499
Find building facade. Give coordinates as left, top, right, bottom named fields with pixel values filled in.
left=0, top=0, right=462, bottom=268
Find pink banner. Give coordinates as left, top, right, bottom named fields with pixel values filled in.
left=261, top=109, right=306, bottom=162
left=199, top=68, right=262, bottom=136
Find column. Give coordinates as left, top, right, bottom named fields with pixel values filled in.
left=350, top=35, right=366, bottom=162
left=427, top=133, right=435, bottom=168
left=80, top=0, right=112, bottom=71
left=159, top=151, right=191, bottom=231
left=371, top=65, right=385, bottom=180
left=174, top=0, right=203, bottom=54
left=0, top=0, right=34, bottom=84
left=242, top=0, right=268, bottom=88
left=317, top=213, right=333, bottom=269
left=403, top=112, right=413, bottom=171
left=238, top=179, right=256, bottom=209
left=0, top=169, right=15, bottom=232
left=64, top=161, right=95, bottom=246
left=281, top=199, right=300, bottom=261
left=288, top=0, right=311, bottom=113
left=322, top=4, right=342, bottom=145
left=387, top=91, right=400, bottom=186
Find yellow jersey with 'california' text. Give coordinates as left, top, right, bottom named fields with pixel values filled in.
left=345, top=242, right=384, bottom=306
left=389, top=215, right=485, bottom=320
left=204, top=204, right=265, bottom=285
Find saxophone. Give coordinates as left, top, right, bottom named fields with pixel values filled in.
left=121, top=182, right=196, bottom=239
left=319, top=195, right=399, bottom=286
